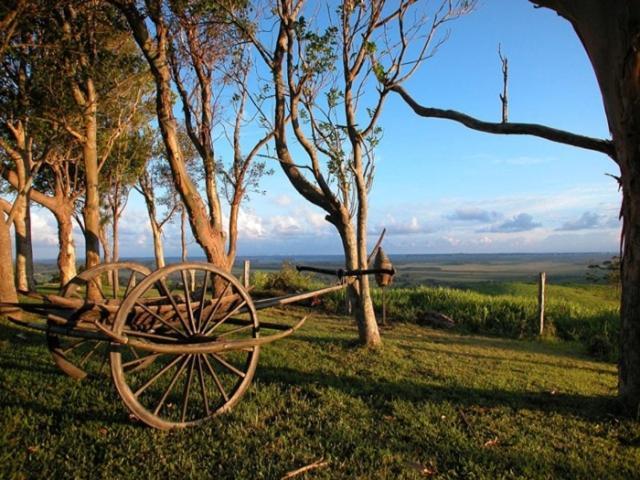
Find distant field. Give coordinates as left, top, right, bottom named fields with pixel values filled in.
left=34, top=252, right=617, bottom=287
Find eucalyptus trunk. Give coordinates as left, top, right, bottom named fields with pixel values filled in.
left=151, top=221, right=165, bottom=269
left=80, top=82, right=101, bottom=299
left=335, top=212, right=381, bottom=347
left=0, top=211, right=18, bottom=306
left=13, top=199, right=35, bottom=292
left=54, top=208, right=77, bottom=287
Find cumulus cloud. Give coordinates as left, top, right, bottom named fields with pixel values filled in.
left=556, top=211, right=601, bottom=231
left=238, top=210, right=266, bottom=238
left=30, top=211, right=58, bottom=247
left=480, top=213, right=541, bottom=233
left=268, top=215, right=304, bottom=236
left=373, top=216, right=432, bottom=235
left=272, top=194, right=293, bottom=207
left=446, top=208, right=502, bottom=223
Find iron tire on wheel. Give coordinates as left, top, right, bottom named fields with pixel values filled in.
left=110, top=262, right=260, bottom=430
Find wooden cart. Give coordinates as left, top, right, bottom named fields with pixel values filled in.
left=6, top=259, right=393, bottom=430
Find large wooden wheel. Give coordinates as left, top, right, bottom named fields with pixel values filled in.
left=46, top=262, right=152, bottom=380
left=110, top=263, right=260, bottom=430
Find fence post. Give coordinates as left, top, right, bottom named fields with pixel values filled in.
left=243, top=260, right=250, bottom=288
left=538, top=272, right=546, bottom=335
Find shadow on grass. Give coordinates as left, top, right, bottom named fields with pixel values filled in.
left=0, top=395, right=132, bottom=427
left=255, top=365, right=620, bottom=422
left=400, top=344, right=615, bottom=376
left=387, top=327, right=604, bottom=364
left=0, top=320, right=50, bottom=349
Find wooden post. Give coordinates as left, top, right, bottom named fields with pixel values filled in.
left=243, top=260, right=250, bottom=288
left=538, top=272, right=546, bottom=335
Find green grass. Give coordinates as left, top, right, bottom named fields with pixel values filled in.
left=463, top=282, right=618, bottom=308
left=1, top=307, right=638, bottom=479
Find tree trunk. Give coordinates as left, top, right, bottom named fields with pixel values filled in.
left=0, top=214, right=18, bottom=307
left=0, top=200, right=19, bottom=307
left=151, top=220, right=165, bottom=269
left=54, top=208, right=77, bottom=287
left=80, top=81, right=101, bottom=299
left=112, top=213, right=120, bottom=294
left=181, top=207, right=188, bottom=263
left=139, top=177, right=166, bottom=269
left=532, top=0, right=640, bottom=413
left=336, top=214, right=381, bottom=347
left=116, top=3, right=228, bottom=269
left=13, top=199, right=35, bottom=292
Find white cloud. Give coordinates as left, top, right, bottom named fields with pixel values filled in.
left=446, top=208, right=502, bottom=223
left=272, top=194, right=293, bottom=207
left=238, top=210, right=266, bottom=238
left=30, top=211, right=58, bottom=247
left=481, top=213, right=542, bottom=233
left=557, top=211, right=602, bottom=231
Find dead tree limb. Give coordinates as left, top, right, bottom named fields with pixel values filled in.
left=498, top=44, right=508, bottom=123
left=390, top=84, right=616, bottom=161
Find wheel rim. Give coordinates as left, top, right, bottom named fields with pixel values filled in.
left=46, top=262, right=152, bottom=380
left=110, top=262, right=260, bottom=429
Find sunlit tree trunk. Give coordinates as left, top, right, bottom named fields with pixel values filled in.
left=54, top=208, right=77, bottom=287
left=0, top=200, right=19, bottom=306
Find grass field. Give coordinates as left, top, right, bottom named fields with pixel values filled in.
left=1, top=306, right=638, bottom=479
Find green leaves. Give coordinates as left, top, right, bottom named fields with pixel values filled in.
left=294, top=18, right=338, bottom=76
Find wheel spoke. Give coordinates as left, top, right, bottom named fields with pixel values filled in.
left=112, top=269, right=120, bottom=299
left=181, top=270, right=197, bottom=334
left=89, top=277, right=107, bottom=301
left=209, top=352, right=245, bottom=378
left=196, top=356, right=211, bottom=416
left=128, top=345, right=140, bottom=359
left=124, top=271, right=138, bottom=298
left=202, top=353, right=229, bottom=402
left=79, top=341, right=102, bottom=366
left=134, top=301, right=188, bottom=338
left=196, top=271, right=210, bottom=332
left=123, top=353, right=160, bottom=369
left=62, top=339, right=89, bottom=354
left=204, top=299, right=247, bottom=336
left=156, top=279, right=193, bottom=336
left=199, top=280, right=232, bottom=333
left=98, top=351, right=109, bottom=375
left=134, top=354, right=184, bottom=397
left=181, top=356, right=196, bottom=422
left=153, top=355, right=191, bottom=415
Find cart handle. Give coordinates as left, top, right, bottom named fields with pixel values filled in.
left=295, top=265, right=395, bottom=279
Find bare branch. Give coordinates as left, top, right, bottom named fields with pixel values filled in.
left=391, top=85, right=616, bottom=160
left=498, top=43, right=508, bottom=123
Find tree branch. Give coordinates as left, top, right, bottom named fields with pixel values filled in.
left=391, top=85, right=616, bottom=161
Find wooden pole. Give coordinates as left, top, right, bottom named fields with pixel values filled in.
left=243, top=260, right=250, bottom=288
left=538, top=272, right=546, bottom=335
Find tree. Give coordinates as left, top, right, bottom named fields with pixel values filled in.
left=112, top=0, right=273, bottom=276
left=101, top=119, right=153, bottom=266
left=390, top=0, right=640, bottom=413
left=0, top=12, right=44, bottom=292
left=1, top=1, right=84, bottom=288
left=235, top=0, right=472, bottom=346
left=44, top=1, right=149, bottom=297
left=587, top=256, right=621, bottom=291
left=136, top=167, right=177, bottom=269
left=0, top=199, right=18, bottom=306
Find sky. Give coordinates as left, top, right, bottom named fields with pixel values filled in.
left=29, top=0, right=621, bottom=260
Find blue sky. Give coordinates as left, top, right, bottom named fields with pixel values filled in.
left=30, top=0, right=620, bottom=260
